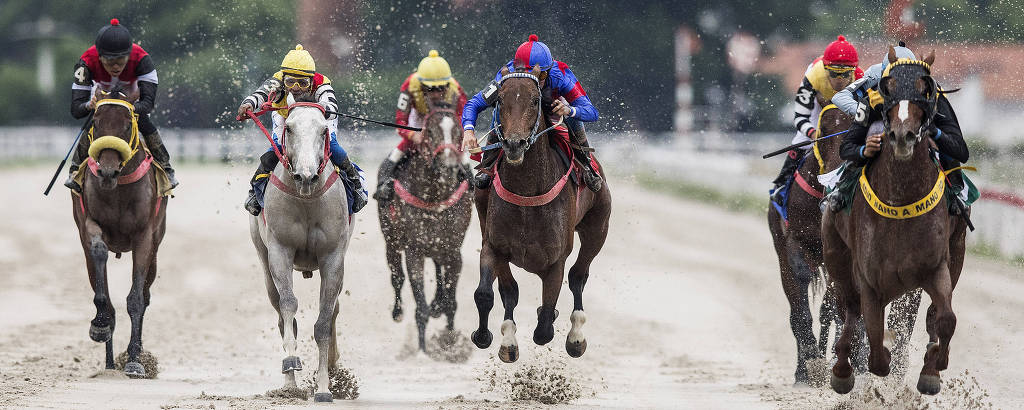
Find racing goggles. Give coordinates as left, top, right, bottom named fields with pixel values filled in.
left=283, top=76, right=312, bottom=90
left=423, top=84, right=448, bottom=93
left=825, top=65, right=855, bottom=79
left=99, top=55, right=130, bottom=66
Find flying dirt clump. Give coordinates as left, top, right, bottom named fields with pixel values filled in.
left=830, top=370, right=993, bottom=410
left=479, top=349, right=584, bottom=404
left=303, top=366, right=360, bottom=400
left=114, top=350, right=159, bottom=379
left=426, top=328, right=473, bottom=363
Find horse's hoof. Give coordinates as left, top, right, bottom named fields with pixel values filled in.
left=392, top=305, right=403, bottom=323
left=566, top=339, right=587, bottom=358
left=314, top=392, right=333, bottom=402
left=471, top=329, right=492, bottom=349
left=499, top=344, right=519, bottom=363
left=830, top=373, right=855, bottom=394
left=89, top=323, right=112, bottom=343
left=533, top=325, right=554, bottom=345
left=429, top=301, right=444, bottom=318
left=302, top=270, right=313, bottom=279
left=282, top=356, right=302, bottom=373
left=124, top=361, right=146, bottom=378
left=917, top=373, right=942, bottom=395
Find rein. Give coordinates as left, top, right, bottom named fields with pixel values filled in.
left=393, top=180, right=470, bottom=212
left=473, top=71, right=564, bottom=153
left=243, top=101, right=331, bottom=174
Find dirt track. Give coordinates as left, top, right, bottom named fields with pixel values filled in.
left=0, top=164, right=1020, bottom=409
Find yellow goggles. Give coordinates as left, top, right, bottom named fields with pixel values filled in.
left=825, top=65, right=855, bottom=78
left=283, top=76, right=312, bottom=89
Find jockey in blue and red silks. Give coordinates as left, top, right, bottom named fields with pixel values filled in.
left=460, top=34, right=603, bottom=192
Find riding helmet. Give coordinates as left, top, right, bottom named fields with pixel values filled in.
left=823, top=35, right=858, bottom=67
left=95, top=18, right=132, bottom=58
left=416, top=50, right=452, bottom=87
left=513, top=34, right=554, bottom=71
left=281, top=44, right=316, bottom=77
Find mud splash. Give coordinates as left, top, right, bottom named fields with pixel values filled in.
left=303, top=366, right=360, bottom=400
left=113, top=350, right=160, bottom=379
left=830, top=370, right=993, bottom=410
left=478, top=348, right=584, bottom=404
left=426, top=328, right=473, bottom=363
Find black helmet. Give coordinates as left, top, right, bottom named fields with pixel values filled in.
left=95, top=18, right=132, bottom=58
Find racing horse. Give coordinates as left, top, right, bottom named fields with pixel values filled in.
left=72, top=87, right=168, bottom=378
left=378, top=103, right=473, bottom=353
left=470, top=65, right=612, bottom=362
left=822, top=49, right=968, bottom=395
left=247, top=94, right=353, bottom=402
left=767, top=101, right=848, bottom=385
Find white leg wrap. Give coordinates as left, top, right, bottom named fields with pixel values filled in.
left=388, top=148, right=405, bottom=162
left=500, top=319, right=517, bottom=347
left=568, top=310, right=587, bottom=343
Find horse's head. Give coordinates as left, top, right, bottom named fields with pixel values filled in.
left=90, top=86, right=137, bottom=190
left=496, top=65, right=545, bottom=165
left=422, top=102, right=463, bottom=178
left=817, top=105, right=852, bottom=170
left=878, top=47, right=938, bottom=161
left=283, top=93, right=329, bottom=196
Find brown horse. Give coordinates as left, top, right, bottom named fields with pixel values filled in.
left=470, top=65, right=612, bottom=363
left=822, top=50, right=968, bottom=395
left=767, top=102, right=848, bottom=384
left=378, top=104, right=472, bottom=353
left=71, top=88, right=168, bottom=378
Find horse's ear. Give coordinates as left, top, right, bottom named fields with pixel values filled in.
left=501, top=66, right=510, bottom=76
left=887, top=46, right=898, bottom=64
left=879, top=76, right=892, bottom=97
left=923, top=49, right=935, bottom=66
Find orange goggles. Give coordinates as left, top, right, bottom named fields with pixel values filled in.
left=283, top=76, right=312, bottom=89
left=825, top=65, right=855, bottom=78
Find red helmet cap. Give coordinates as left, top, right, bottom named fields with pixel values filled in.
left=823, top=35, right=858, bottom=66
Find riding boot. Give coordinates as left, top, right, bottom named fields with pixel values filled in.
left=64, top=140, right=89, bottom=193
left=144, top=131, right=179, bottom=189
left=245, top=151, right=278, bottom=216
left=373, top=149, right=405, bottom=201
left=473, top=147, right=500, bottom=190
left=825, top=162, right=861, bottom=213
left=572, top=142, right=602, bottom=192
left=338, top=157, right=368, bottom=213
left=771, top=149, right=803, bottom=205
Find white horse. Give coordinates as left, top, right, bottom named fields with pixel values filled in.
left=249, top=94, right=352, bottom=402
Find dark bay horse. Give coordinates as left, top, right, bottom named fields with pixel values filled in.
left=72, top=90, right=168, bottom=378
left=767, top=102, right=848, bottom=384
left=248, top=94, right=353, bottom=402
left=822, top=50, right=968, bottom=395
left=470, top=65, right=612, bottom=363
left=378, top=104, right=472, bottom=354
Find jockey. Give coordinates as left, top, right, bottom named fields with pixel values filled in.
left=460, top=34, right=603, bottom=192
left=824, top=54, right=970, bottom=213
left=66, top=18, right=178, bottom=192
left=235, top=45, right=367, bottom=216
left=771, top=35, right=863, bottom=204
left=373, top=49, right=471, bottom=201
left=832, top=42, right=916, bottom=117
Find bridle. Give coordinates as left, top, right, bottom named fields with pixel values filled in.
left=879, top=60, right=939, bottom=142
left=477, top=71, right=564, bottom=153
left=423, top=106, right=462, bottom=161
left=244, top=101, right=331, bottom=175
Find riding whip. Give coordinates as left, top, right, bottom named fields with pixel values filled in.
left=44, top=112, right=94, bottom=196
left=324, top=110, right=421, bottom=132
left=762, top=129, right=850, bottom=159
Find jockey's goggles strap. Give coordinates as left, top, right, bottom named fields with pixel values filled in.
left=825, top=65, right=856, bottom=73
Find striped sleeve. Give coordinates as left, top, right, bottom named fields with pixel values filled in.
left=793, top=78, right=816, bottom=136
left=242, top=77, right=282, bottom=109
left=315, top=83, right=338, bottom=120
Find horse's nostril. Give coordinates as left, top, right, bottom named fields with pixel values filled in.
left=293, top=174, right=302, bottom=182
left=311, top=174, right=319, bottom=182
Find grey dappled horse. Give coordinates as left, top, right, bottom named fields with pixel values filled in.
left=249, top=94, right=352, bottom=402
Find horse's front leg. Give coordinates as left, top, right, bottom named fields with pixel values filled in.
left=406, top=249, right=429, bottom=353
left=860, top=287, right=890, bottom=377
left=439, top=251, right=462, bottom=331
left=918, top=264, right=956, bottom=395
left=125, top=226, right=156, bottom=378
left=266, top=241, right=300, bottom=388
left=495, top=259, right=519, bottom=363
left=80, top=218, right=116, bottom=369
left=535, top=260, right=565, bottom=347
left=471, top=245, right=497, bottom=349
left=386, top=242, right=405, bottom=322
left=313, top=251, right=346, bottom=402
left=429, top=258, right=445, bottom=318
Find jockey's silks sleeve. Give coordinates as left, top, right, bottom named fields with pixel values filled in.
left=462, top=88, right=490, bottom=130
left=793, top=78, right=817, bottom=137
left=549, top=62, right=598, bottom=122
left=933, top=95, right=969, bottom=163
left=839, top=98, right=881, bottom=166
left=242, top=76, right=284, bottom=111
left=395, top=75, right=416, bottom=139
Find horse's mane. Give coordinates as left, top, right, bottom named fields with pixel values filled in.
left=105, top=84, right=130, bottom=100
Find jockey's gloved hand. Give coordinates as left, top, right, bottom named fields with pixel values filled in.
left=236, top=103, right=253, bottom=121
left=925, top=123, right=940, bottom=140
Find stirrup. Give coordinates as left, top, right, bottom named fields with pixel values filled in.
left=473, top=172, right=492, bottom=190
left=373, top=180, right=394, bottom=201
left=826, top=191, right=845, bottom=212
left=583, top=170, right=603, bottom=192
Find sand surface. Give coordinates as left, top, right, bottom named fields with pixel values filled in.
left=0, top=164, right=1019, bottom=409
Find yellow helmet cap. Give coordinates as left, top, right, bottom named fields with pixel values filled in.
left=416, top=50, right=452, bottom=87
left=281, top=44, right=316, bottom=77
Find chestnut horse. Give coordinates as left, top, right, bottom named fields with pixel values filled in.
left=822, top=49, right=968, bottom=395
left=72, top=88, right=168, bottom=378
left=470, top=65, right=612, bottom=363
left=767, top=102, right=848, bottom=384
left=378, top=104, right=472, bottom=353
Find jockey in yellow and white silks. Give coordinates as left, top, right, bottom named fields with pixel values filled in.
left=236, top=45, right=367, bottom=216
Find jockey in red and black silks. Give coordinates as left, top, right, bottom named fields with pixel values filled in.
left=66, top=18, right=178, bottom=192
left=461, top=34, right=603, bottom=193
left=372, top=50, right=472, bottom=202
